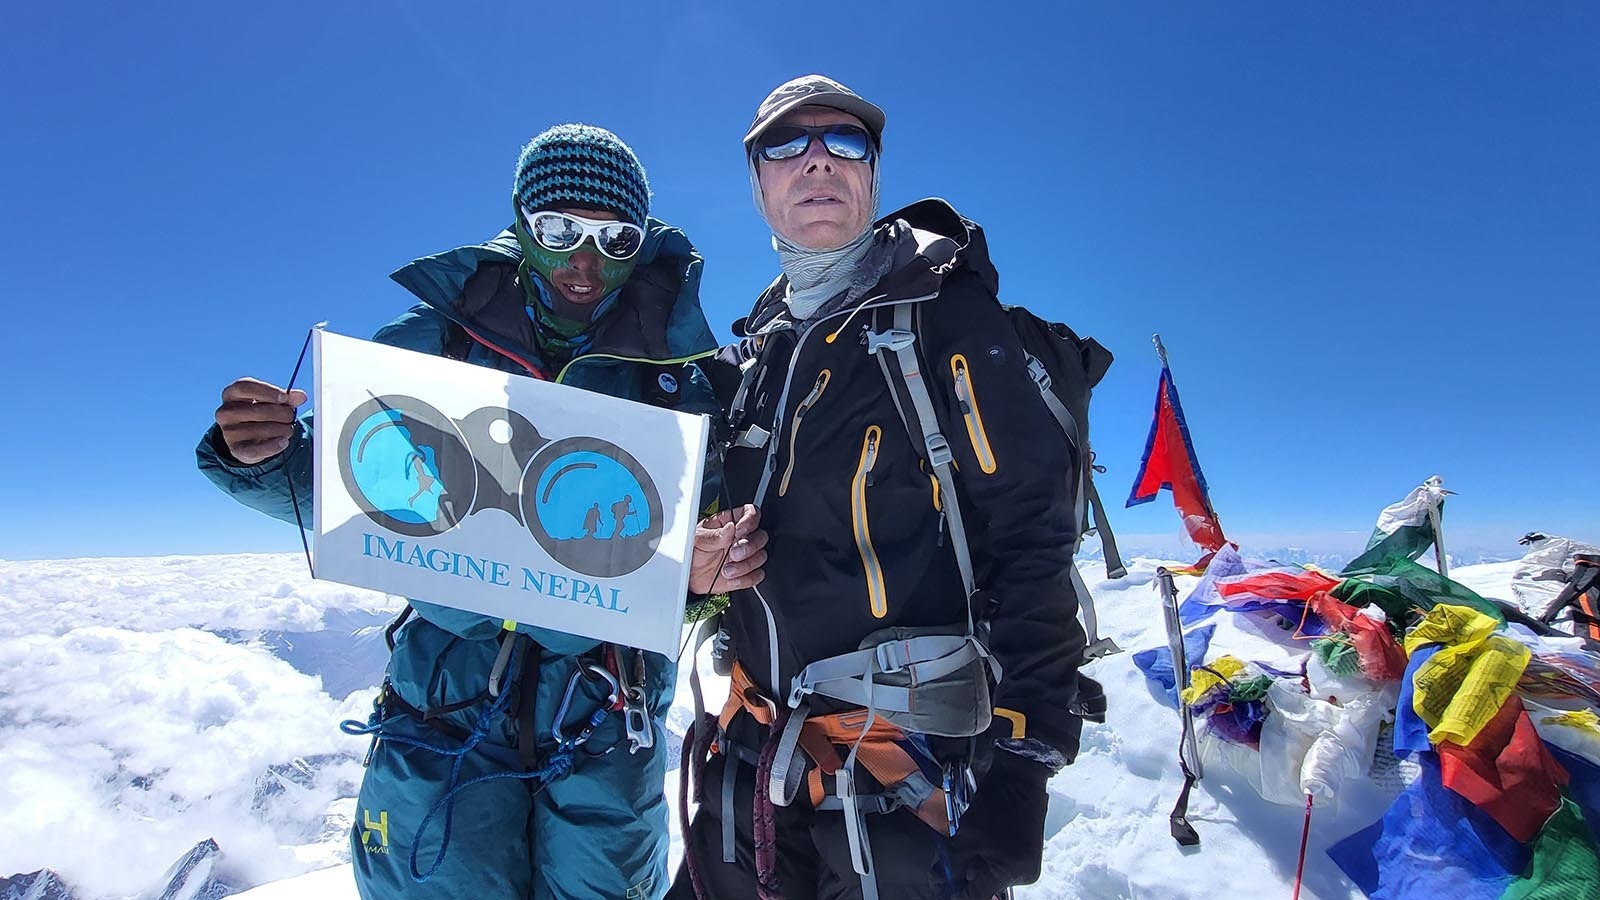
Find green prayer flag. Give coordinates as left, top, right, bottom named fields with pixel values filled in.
left=1345, top=477, right=1448, bottom=574
left=1500, top=798, right=1600, bottom=900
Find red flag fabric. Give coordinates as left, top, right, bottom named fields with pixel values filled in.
left=1127, top=367, right=1227, bottom=552
left=1218, top=570, right=1342, bottom=603
left=1306, top=591, right=1409, bottom=681
left=1437, top=696, right=1569, bottom=843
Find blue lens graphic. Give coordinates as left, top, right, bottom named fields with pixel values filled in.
left=337, top=396, right=475, bottom=537
left=349, top=411, right=446, bottom=524
left=534, top=451, right=652, bottom=540
left=523, top=437, right=663, bottom=578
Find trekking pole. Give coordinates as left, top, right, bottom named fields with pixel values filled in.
left=1157, top=567, right=1202, bottom=846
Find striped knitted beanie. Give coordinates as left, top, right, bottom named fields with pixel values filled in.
left=514, top=124, right=650, bottom=227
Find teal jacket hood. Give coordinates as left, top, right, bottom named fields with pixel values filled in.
left=388, top=219, right=719, bottom=363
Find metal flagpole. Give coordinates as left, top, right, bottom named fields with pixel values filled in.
left=1427, top=496, right=1449, bottom=578
left=1425, top=475, right=1452, bottom=579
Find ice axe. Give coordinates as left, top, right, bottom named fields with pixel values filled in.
left=1157, top=567, right=1202, bottom=847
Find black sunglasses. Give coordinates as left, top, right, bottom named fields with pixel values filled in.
left=753, top=124, right=873, bottom=163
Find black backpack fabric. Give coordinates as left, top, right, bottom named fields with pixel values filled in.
left=1001, top=305, right=1125, bottom=580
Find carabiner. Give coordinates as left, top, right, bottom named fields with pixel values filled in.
left=942, top=761, right=976, bottom=836
left=551, top=662, right=620, bottom=751
left=486, top=630, right=519, bottom=699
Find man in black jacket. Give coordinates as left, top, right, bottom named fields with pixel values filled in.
left=672, top=76, right=1091, bottom=900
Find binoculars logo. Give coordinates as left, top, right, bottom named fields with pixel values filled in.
left=337, top=395, right=664, bottom=578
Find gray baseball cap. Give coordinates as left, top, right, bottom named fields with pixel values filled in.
left=743, top=74, right=886, bottom=154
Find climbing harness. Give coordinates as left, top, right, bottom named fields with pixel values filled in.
left=341, top=638, right=638, bottom=883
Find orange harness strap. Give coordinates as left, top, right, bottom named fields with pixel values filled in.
left=719, top=663, right=952, bottom=833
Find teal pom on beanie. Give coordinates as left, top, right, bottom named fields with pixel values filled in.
left=514, top=124, right=650, bottom=227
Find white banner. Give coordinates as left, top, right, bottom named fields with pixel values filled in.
left=312, top=330, right=708, bottom=656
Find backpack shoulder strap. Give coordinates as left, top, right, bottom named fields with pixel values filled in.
left=1085, top=475, right=1126, bottom=580
left=1017, top=324, right=1126, bottom=580
left=1039, top=386, right=1127, bottom=581
left=868, top=303, right=976, bottom=611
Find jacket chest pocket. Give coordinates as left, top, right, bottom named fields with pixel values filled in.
left=949, top=354, right=998, bottom=474
left=736, top=336, right=795, bottom=437
left=778, top=369, right=832, bottom=497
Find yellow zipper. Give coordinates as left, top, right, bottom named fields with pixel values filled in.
left=778, top=369, right=831, bottom=496
left=852, top=425, right=888, bottom=618
left=950, top=354, right=997, bottom=474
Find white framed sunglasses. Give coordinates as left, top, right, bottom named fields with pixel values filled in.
left=522, top=210, right=646, bottom=260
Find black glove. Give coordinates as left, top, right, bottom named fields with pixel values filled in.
left=947, top=746, right=1053, bottom=899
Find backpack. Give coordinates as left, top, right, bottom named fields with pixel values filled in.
left=867, top=300, right=1128, bottom=666
left=1004, top=304, right=1128, bottom=647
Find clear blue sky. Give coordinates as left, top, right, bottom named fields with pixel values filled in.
left=3, top=2, right=1595, bottom=561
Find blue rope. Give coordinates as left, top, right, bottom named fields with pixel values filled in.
left=336, top=645, right=614, bottom=883
left=934, top=838, right=959, bottom=899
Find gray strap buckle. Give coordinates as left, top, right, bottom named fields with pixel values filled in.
left=733, top=424, right=771, bottom=449
left=865, top=328, right=915, bottom=355
left=786, top=676, right=810, bottom=710
left=1082, top=636, right=1124, bottom=662
left=874, top=641, right=908, bottom=674
left=925, top=433, right=954, bottom=468
left=1025, top=353, right=1052, bottom=391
